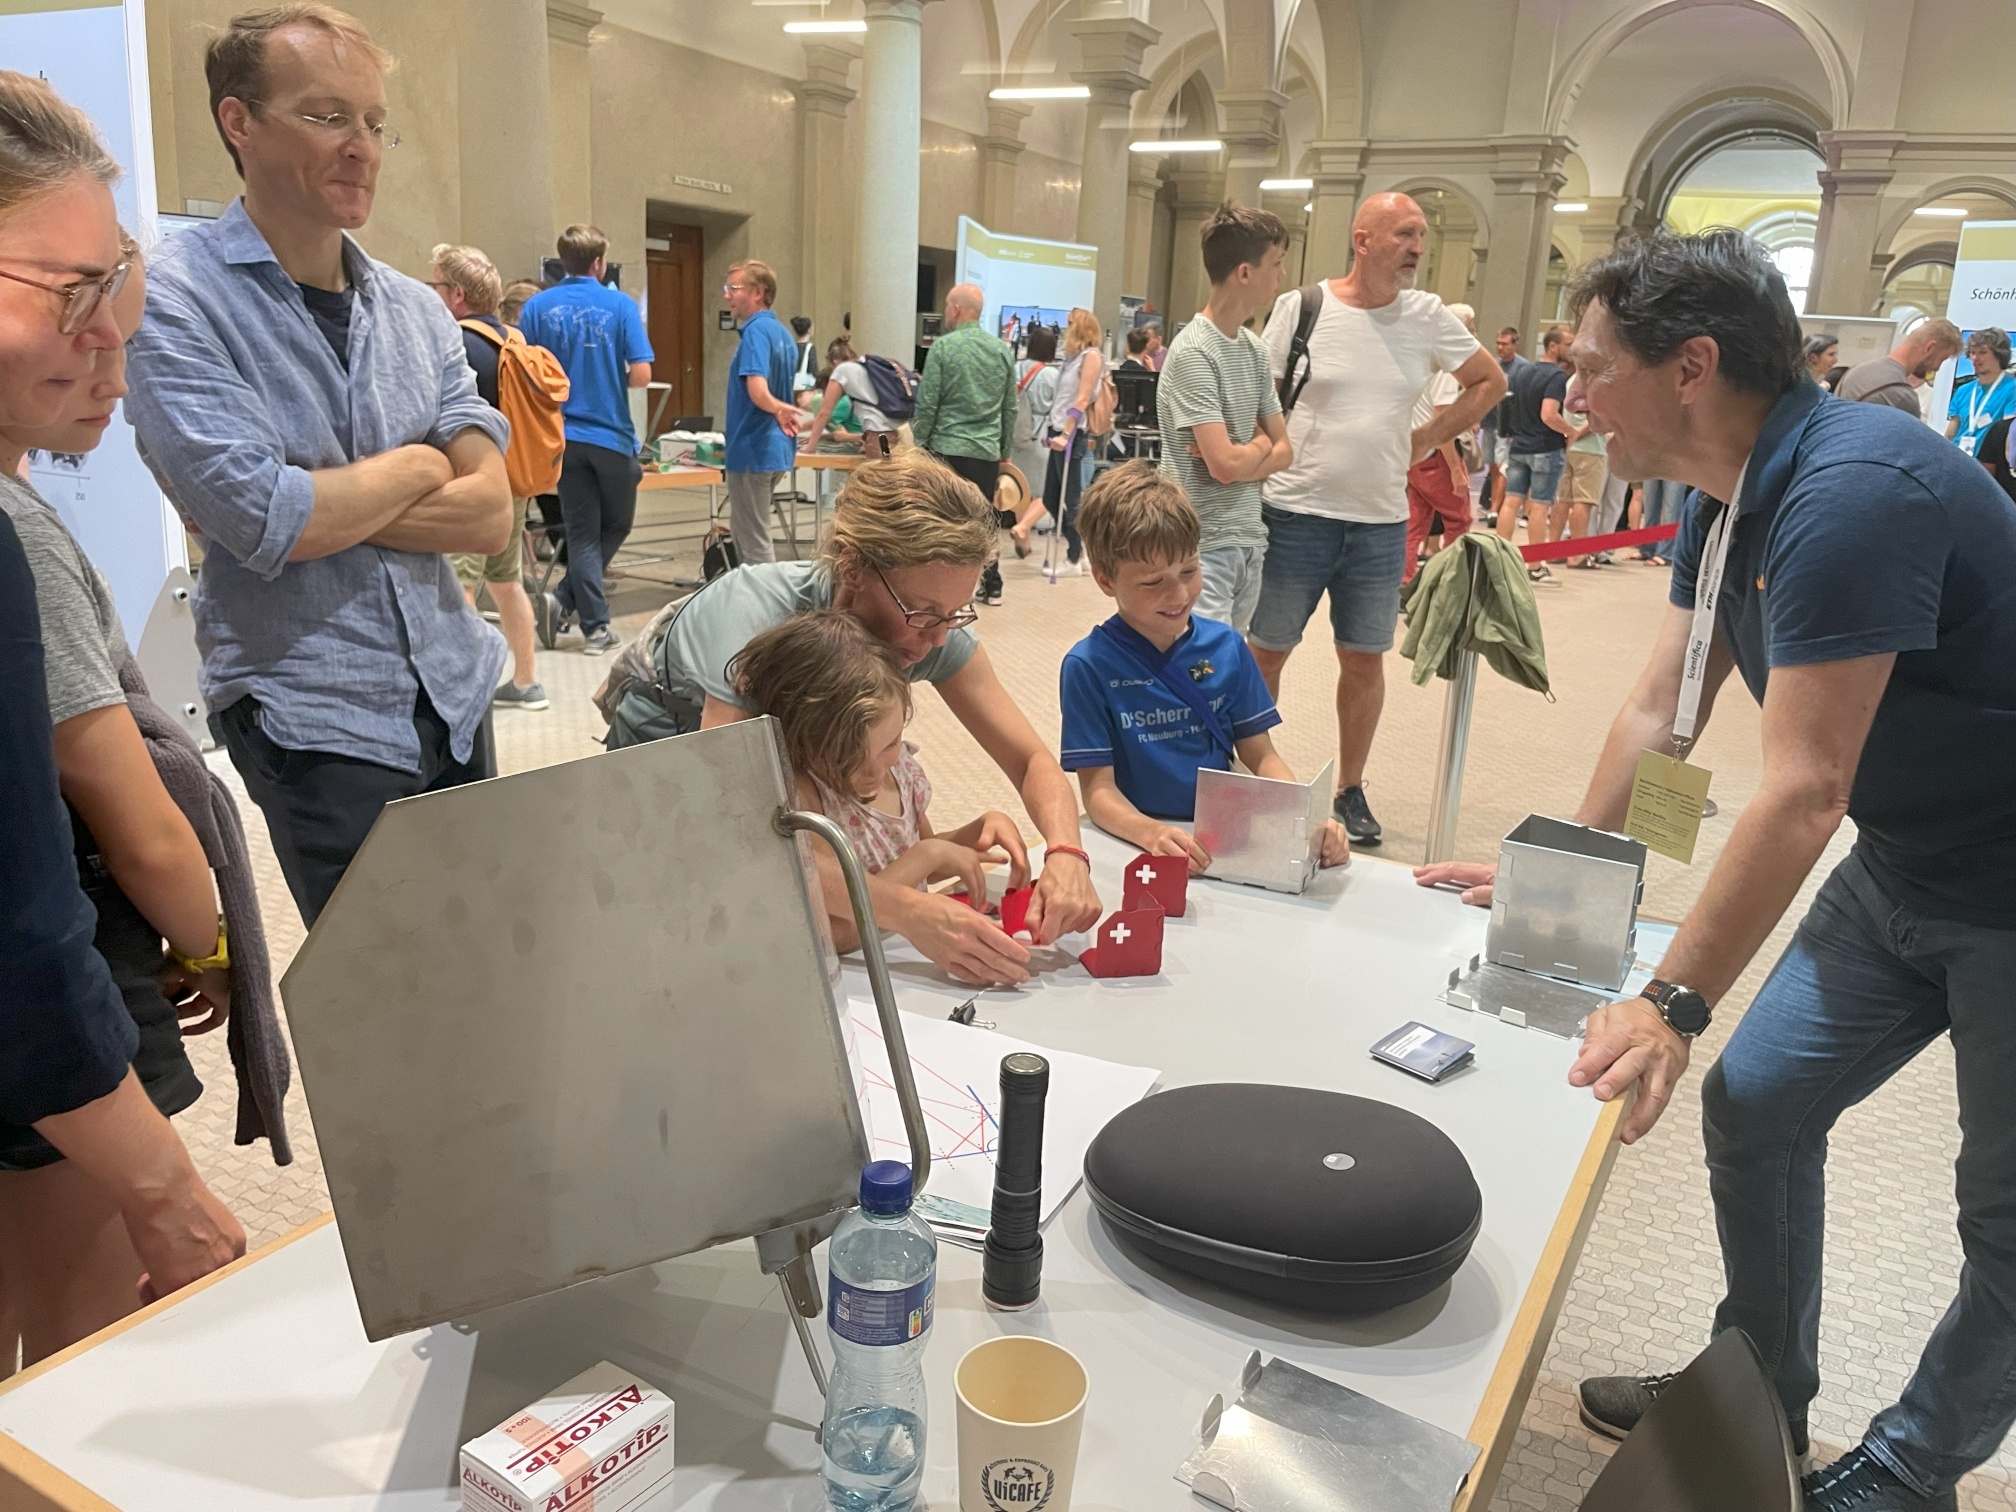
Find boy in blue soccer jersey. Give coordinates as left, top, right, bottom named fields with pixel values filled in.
left=1060, top=462, right=1352, bottom=873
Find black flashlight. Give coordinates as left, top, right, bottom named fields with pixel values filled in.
left=982, top=1052, right=1050, bottom=1310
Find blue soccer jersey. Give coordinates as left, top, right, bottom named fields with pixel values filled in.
left=1059, top=613, right=1282, bottom=821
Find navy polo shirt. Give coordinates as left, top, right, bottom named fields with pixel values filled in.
left=1670, top=381, right=2016, bottom=927
left=1060, top=614, right=1282, bottom=821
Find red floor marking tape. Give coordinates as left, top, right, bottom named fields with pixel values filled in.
left=1517, top=521, right=1680, bottom=564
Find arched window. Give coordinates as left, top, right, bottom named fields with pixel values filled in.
left=1749, top=210, right=1819, bottom=313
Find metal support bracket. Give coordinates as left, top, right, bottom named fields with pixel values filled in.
left=770, top=808, right=935, bottom=1394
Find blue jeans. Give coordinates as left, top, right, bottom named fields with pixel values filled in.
left=1703, top=849, right=2016, bottom=1495
left=1042, top=429, right=1088, bottom=561
left=1638, top=478, right=1686, bottom=558
left=1503, top=448, right=1565, bottom=504
left=1248, top=507, right=1407, bottom=654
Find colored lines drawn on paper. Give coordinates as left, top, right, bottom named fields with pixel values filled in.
left=851, top=1012, right=1002, bottom=1168
left=845, top=1001, right=1161, bottom=1239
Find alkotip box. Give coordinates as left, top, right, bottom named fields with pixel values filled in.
left=460, top=1360, right=673, bottom=1512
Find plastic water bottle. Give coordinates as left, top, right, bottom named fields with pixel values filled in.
left=821, top=1160, right=937, bottom=1512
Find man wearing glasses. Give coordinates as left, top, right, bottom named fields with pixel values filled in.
left=721, top=260, right=804, bottom=564
left=127, top=5, right=512, bottom=926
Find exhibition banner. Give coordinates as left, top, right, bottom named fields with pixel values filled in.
left=1927, top=220, right=2016, bottom=435
left=2, top=0, right=181, bottom=643
left=956, top=216, right=1098, bottom=359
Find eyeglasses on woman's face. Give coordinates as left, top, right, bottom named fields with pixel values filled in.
left=0, top=259, right=132, bottom=335
left=875, top=566, right=979, bottom=631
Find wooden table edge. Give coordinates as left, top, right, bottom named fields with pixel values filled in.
left=0, top=1213, right=335, bottom=1512
left=1451, top=1091, right=1629, bottom=1512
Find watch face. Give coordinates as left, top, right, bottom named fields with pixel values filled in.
left=1664, top=986, right=1712, bottom=1036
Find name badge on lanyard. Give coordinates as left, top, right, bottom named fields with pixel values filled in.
left=1624, top=492, right=1738, bottom=864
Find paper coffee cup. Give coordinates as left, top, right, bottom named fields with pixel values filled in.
left=955, top=1336, right=1088, bottom=1512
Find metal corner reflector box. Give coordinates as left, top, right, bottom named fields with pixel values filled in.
left=1486, top=815, right=1646, bottom=993
left=281, top=717, right=875, bottom=1341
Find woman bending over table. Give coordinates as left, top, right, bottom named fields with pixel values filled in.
left=597, top=448, right=1102, bottom=984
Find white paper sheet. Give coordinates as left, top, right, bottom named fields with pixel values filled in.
left=848, top=999, right=1160, bottom=1244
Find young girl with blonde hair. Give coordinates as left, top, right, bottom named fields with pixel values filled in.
left=731, top=611, right=1028, bottom=909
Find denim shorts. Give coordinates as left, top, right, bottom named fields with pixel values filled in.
left=1504, top=448, right=1565, bottom=504
left=1248, top=506, right=1408, bottom=654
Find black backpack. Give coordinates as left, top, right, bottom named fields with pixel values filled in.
left=859, top=354, right=920, bottom=421
left=1278, top=283, right=1324, bottom=413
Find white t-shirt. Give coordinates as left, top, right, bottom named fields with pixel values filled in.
left=1262, top=284, right=1480, bottom=523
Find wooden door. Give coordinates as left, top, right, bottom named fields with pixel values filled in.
left=647, top=224, right=704, bottom=427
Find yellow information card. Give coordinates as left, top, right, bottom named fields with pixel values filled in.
left=1625, top=750, right=1713, bottom=864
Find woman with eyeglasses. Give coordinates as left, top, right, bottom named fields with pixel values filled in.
left=0, top=69, right=245, bottom=1366
left=598, top=449, right=1104, bottom=985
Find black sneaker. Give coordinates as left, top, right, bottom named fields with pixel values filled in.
left=1803, top=1446, right=1954, bottom=1511
left=1577, top=1372, right=1678, bottom=1442
left=980, top=562, right=1005, bottom=606
left=1332, top=785, right=1382, bottom=847
left=534, top=592, right=573, bottom=649
left=1581, top=1372, right=1811, bottom=1458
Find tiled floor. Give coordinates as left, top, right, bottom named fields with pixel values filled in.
left=174, top=507, right=2012, bottom=1508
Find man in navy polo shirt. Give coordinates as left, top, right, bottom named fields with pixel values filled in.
left=1059, top=463, right=1350, bottom=871
left=519, top=224, right=653, bottom=655
left=721, top=258, right=802, bottom=564
left=1417, top=229, right=2016, bottom=1511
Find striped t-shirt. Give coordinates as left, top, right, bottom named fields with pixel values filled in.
left=1156, top=316, right=1282, bottom=552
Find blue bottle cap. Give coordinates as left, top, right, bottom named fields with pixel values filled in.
left=860, top=1160, right=913, bottom=1214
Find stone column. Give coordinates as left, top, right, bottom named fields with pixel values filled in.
left=1164, top=165, right=1223, bottom=322
left=851, top=0, right=930, bottom=363
left=978, top=101, right=1030, bottom=228
left=1259, top=188, right=1309, bottom=293
left=1302, top=140, right=1366, bottom=280
left=796, top=43, right=858, bottom=346
left=1070, top=14, right=1159, bottom=339
left=458, top=0, right=556, bottom=281
left=1217, top=89, right=1285, bottom=207
left=1123, top=155, right=1161, bottom=300
left=546, top=1, right=600, bottom=240
left=1575, top=195, right=1636, bottom=265
left=1477, top=134, right=1569, bottom=345
left=1809, top=131, right=1902, bottom=317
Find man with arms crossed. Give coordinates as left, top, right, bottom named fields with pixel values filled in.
left=129, top=4, right=511, bottom=926
left=1154, top=204, right=1294, bottom=633
left=1418, top=230, right=2016, bottom=1512
left=1252, top=192, right=1503, bottom=846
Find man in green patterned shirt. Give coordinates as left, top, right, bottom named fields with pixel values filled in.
left=914, top=283, right=1018, bottom=601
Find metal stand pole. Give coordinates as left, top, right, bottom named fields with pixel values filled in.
left=1423, top=550, right=1486, bottom=864
left=764, top=810, right=937, bottom=1396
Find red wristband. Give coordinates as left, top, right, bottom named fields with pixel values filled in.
left=1044, top=844, right=1091, bottom=868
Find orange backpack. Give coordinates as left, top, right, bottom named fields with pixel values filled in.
left=461, top=319, right=570, bottom=497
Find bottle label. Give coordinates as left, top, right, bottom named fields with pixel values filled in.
left=828, top=1273, right=935, bottom=1347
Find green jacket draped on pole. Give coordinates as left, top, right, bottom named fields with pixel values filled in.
left=1398, top=531, right=1550, bottom=695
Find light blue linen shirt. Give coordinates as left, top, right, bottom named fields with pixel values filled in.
left=126, top=200, right=508, bottom=772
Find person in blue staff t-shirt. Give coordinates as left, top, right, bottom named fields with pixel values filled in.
left=518, top=224, right=654, bottom=656
left=722, top=259, right=803, bottom=566
left=1058, top=462, right=1352, bottom=874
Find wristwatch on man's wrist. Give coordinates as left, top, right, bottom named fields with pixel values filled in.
left=1640, top=978, right=1711, bottom=1038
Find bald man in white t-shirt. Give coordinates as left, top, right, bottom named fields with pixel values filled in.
left=1250, top=193, right=1505, bottom=847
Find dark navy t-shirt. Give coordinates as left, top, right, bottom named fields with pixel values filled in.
left=1506, top=358, right=1568, bottom=454
left=1060, top=614, right=1282, bottom=821
left=1670, top=382, right=2016, bottom=926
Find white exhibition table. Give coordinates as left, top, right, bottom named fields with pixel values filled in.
left=0, top=836, right=1662, bottom=1512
